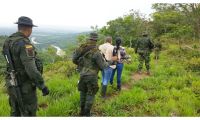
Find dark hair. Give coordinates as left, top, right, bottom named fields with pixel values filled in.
left=116, top=37, right=122, bottom=45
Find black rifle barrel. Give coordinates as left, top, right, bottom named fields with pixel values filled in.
left=3, top=47, right=26, bottom=116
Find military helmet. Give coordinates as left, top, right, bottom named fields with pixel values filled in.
left=89, top=32, right=98, bottom=41
left=15, top=16, right=37, bottom=27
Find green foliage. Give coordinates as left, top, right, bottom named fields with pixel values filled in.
left=1, top=3, right=200, bottom=117
left=192, top=80, right=200, bottom=95
left=0, top=36, right=7, bottom=75
left=152, top=3, right=200, bottom=41
left=100, top=10, right=148, bottom=47
left=186, top=58, right=200, bottom=72
left=76, top=34, right=87, bottom=45
left=45, top=61, right=76, bottom=79
left=37, top=73, right=80, bottom=116
left=0, top=42, right=200, bottom=116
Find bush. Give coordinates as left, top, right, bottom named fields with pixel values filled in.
left=192, top=81, right=200, bottom=95
left=186, top=58, right=200, bottom=72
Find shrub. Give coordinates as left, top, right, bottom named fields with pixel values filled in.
left=186, top=58, right=200, bottom=72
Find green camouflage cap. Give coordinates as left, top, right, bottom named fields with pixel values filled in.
left=89, top=32, right=98, bottom=41
left=15, top=16, right=37, bottom=27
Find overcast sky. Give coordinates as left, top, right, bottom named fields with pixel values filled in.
left=0, top=0, right=199, bottom=31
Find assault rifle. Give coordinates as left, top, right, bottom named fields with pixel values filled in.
left=2, top=43, right=26, bottom=116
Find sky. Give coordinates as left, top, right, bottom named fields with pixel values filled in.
left=0, top=0, right=199, bottom=31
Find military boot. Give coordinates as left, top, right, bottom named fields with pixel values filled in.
left=117, top=85, right=121, bottom=91
left=79, top=105, right=85, bottom=116
left=146, top=70, right=151, bottom=75
left=101, top=85, right=107, bottom=99
left=137, top=70, right=142, bottom=74
left=84, top=108, right=91, bottom=117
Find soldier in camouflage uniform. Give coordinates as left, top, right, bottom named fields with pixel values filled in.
left=135, top=32, right=154, bottom=75
left=3, top=16, right=49, bottom=116
left=72, top=32, right=110, bottom=116
left=154, top=38, right=162, bottom=60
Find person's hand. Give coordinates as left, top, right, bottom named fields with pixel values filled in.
left=42, top=86, right=49, bottom=96
left=112, top=56, right=118, bottom=61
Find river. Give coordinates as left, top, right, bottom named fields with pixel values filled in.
left=31, top=37, right=66, bottom=56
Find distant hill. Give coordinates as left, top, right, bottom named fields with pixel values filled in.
left=31, top=31, right=78, bottom=49
left=0, top=27, right=89, bottom=50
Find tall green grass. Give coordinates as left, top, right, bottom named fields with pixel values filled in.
left=0, top=44, right=199, bottom=116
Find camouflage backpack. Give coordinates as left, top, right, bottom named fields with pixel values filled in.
left=72, top=44, right=96, bottom=72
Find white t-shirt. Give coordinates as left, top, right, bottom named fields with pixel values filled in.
left=99, top=43, right=116, bottom=69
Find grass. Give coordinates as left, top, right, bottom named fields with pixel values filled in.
left=0, top=43, right=200, bottom=116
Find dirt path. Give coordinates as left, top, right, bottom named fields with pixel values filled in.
left=121, top=72, right=149, bottom=90
left=93, top=72, right=150, bottom=116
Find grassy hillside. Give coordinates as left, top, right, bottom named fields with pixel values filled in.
left=0, top=41, right=200, bottom=116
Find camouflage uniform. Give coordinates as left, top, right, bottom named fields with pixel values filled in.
left=135, top=33, right=154, bottom=73
left=3, top=16, right=49, bottom=116
left=73, top=33, right=109, bottom=116
left=154, top=39, right=162, bottom=60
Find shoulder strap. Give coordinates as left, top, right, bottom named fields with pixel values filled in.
left=80, top=45, right=96, bottom=58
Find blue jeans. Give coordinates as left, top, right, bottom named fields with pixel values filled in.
left=110, top=63, right=124, bottom=86
left=101, top=67, right=113, bottom=86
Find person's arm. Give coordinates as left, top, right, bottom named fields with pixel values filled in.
left=105, top=46, right=117, bottom=62
left=20, top=43, right=46, bottom=90
left=72, top=48, right=81, bottom=65
left=149, top=39, right=154, bottom=50
left=94, top=51, right=109, bottom=70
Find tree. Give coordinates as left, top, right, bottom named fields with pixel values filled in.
left=100, top=10, right=148, bottom=47
left=77, top=34, right=87, bottom=44
left=176, top=3, right=200, bottom=40
left=151, top=3, right=200, bottom=42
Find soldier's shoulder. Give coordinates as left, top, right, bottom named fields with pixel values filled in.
left=9, top=32, right=29, bottom=43
left=79, top=43, right=88, bottom=48
left=92, top=47, right=100, bottom=52
left=91, top=47, right=102, bottom=58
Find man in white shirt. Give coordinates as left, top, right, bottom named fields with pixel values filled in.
left=99, top=36, right=117, bottom=98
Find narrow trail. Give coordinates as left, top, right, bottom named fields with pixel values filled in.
left=121, top=72, right=149, bottom=90
left=104, top=72, right=150, bottom=99
left=106, top=72, right=150, bottom=97
left=93, top=71, right=150, bottom=116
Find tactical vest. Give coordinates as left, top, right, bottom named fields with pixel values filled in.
left=5, top=32, right=43, bottom=84
left=137, top=37, right=154, bottom=54
left=73, top=43, right=100, bottom=76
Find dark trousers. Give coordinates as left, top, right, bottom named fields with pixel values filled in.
left=8, top=87, right=37, bottom=116
left=78, top=76, right=98, bottom=116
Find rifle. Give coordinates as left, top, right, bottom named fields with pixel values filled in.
left=2, top=43, right=27, bottom=116
left=121, top=55, right=132, bottom=64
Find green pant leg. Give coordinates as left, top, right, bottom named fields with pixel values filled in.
left=9, top=96, right=21, bottom=116
left=84, top=77, right=99, bottom=116
left=78, top=78, right=88, bottom=116
left=80, top=91, right=87, bottom=116
left=21, top=85, right=38, bottom=116
left=22, top=102, right=37, bottom=116
left=138, top=53, right=144, bottom=71
left=144, top=54, right=150, bottom=70
left=84, top=94, right=95, bottom=116
left=8, top=87, right=21, bottom=116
